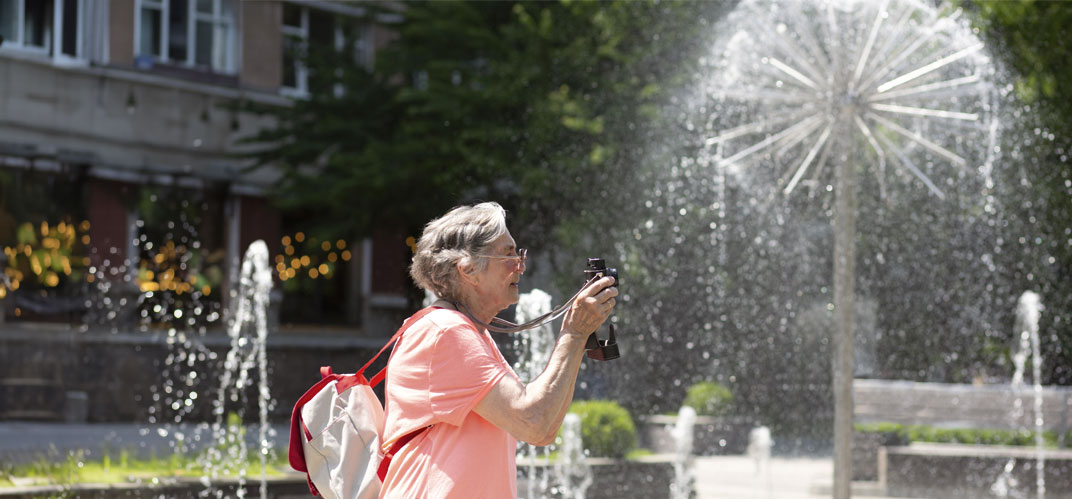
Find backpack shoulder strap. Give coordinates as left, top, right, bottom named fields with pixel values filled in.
left=377, top=425, right=431, bottom=482
left=288, top=371, right=342, bottom=473
left=358, top=306, right=439, bottom=386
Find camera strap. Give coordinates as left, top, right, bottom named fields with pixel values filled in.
left=453, top=276, right=601, bottom=333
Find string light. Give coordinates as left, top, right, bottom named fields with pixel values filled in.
left=1, top=220, right=91, bottom=296
left=273, top=231, right=349, bottom=282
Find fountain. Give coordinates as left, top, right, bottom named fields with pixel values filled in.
left=992, top=290, right=1045, bottom=499
left=669, top=406, right=696, bottom=499
left=554, top=412, right=594, bottom=499
left=707, top=0, right=998, bottom=479
left=197, top=240, right=275, bottom=499
left=106, top=239, right=276, bottom=497
left=747, top=425, right=774, bottom=496
left=513, top=288, right=557, bottom=498
left=568, top=2, right=1057, bottom=499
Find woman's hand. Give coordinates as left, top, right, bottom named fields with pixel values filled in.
left=561, top=276, right=617, bottom=337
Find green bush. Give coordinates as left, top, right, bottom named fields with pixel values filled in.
left=682, top=381, right=733, bottom=417
left=854, top=422, right=908, bottom=445
left=567, top=400, right=637, bottom=458
left=856, top=423, right=1063, bottom=448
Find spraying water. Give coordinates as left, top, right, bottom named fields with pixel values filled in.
left=513, top=288, right=557, bottom=498
left=992, top=290, right=1045, bottom=499
left=201, top=240, right=275, bottom=499
left=700, top=2, right=1000, bottom=494
left=669, top=406, right=697, bottom=499
left=747, top=425, right=774, bottom=495
left=554, top=412, right=593, bottom=499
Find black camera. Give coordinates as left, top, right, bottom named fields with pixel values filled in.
left=584, top=258, right=618, bottom=288
left=583, top=258, right=619, bottom=361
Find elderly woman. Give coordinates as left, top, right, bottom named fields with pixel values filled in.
left=379, top=202, right=617, bottom=498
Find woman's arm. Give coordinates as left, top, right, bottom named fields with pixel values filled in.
left=474, top=276, right=616, bottom=444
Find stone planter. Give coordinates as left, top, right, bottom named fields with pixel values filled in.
left=639, top=414, right=753, bottom=455
left=884, top=443, right=1072, bottom=499
left=851, top=430, right=887, bottom=481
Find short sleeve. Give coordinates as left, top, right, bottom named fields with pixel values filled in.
left=427, top=323, right=511, bottom=427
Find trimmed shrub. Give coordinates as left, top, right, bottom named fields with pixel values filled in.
left=856, top=423, right=1062, bottom=448
left=682, top=381, right=733, bottom=417
left=567, top=400, right=637, bottom=458
left=854, top=422, right=908, bottom=445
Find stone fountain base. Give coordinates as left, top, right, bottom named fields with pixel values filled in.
left=0, top=475, right=311, bottom=499
left=638, top=414, right=753, bottom=455
left=516, top=455, right=678, bottom=499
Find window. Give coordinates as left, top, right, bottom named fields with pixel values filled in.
left=0, top=0, right=84, bottom=61
left=0, top=164, right=91, bottom=324
left=135, top=0, right=236, bottom=73
left=132, top=185, right=226, bottom=326
left=281, top=2, right=371, bottom=97
left=280, top=2, right=307, bottom=95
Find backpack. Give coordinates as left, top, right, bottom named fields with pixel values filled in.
left=288, top=307, right=436, bottom=498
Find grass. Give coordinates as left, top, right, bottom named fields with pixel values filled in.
left=625, top=448, right=655, bottom=460
left=0, top=446, right=292, bottom=489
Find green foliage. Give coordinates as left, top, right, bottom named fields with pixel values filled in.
left=855, top=422, right=1065, bottom=448
left=960, top=0, right=1072, bottom=135
left=238, top=1, right=719, bottom=248
left=567, top=400, right=637, bottom=458
left=960, top=0, right=1072, bottom=387
left=682, top=381, right=733, bottom=417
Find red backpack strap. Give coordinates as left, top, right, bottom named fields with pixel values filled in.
left=356, top=306, right=439, bottom=386
left=288, top=370, right=342, bottom=473
left=377, top=426, right=431, bottom=482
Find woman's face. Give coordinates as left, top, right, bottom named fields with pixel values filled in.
left=469, top=231, right=525, bottom=313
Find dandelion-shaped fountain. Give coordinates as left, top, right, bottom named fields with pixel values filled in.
left=702, top=0, right=999, bottom=494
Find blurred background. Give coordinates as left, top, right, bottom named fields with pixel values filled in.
left=0, top=0, right=1071, bottom=497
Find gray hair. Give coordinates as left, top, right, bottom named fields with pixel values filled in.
left=410, top=202, right=509, bottom=302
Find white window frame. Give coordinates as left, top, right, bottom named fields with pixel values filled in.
left=133, top=0, right=236, bottom=73
left=0, top=0, right=50, bottom=56
left=52, top=0, right=86, bottom=65
left=281, top=4, right=372, bottom=99
left=280, top=4, right=309, bottom=98
left=0, top=0, right=85, bottom=62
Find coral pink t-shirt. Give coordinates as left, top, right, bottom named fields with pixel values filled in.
left=379, top=308, right=521, bottom=499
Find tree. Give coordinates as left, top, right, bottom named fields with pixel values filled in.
left=961, top=0, right=1072, bottom=384
left=238, top=1, right=722, bottom=254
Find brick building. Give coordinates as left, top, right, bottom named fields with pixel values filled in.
left=0, top=1, right=412, bottom=421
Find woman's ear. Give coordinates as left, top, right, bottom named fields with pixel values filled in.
left=456, top=259, right=479, bottom=286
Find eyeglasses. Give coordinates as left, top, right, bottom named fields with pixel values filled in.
left=476, top=248, right=527, bottom=273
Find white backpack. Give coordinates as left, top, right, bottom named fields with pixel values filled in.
left=289, top=308, right=435, bottom=498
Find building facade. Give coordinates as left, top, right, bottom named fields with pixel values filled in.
left=0, top=1, right=412, bottom=421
